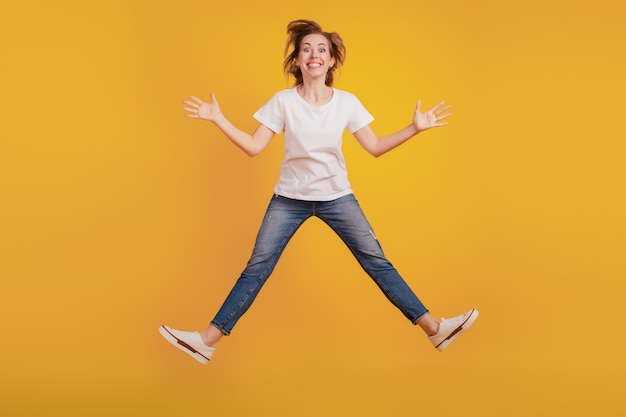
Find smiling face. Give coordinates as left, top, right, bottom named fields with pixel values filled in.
left=282, top=20, right=346, bottom=87
left=296, top=33, right=336, bottom=81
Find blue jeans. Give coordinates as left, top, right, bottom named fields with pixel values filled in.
left=211, top=194, right=428, bottom=335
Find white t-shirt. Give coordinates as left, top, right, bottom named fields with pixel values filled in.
left=254, top=87, right=374, bottom=201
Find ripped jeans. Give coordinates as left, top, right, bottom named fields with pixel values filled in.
left=211, top=193, right=429, bottom=335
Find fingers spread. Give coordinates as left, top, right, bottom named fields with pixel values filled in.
left=435, top=105, right=451, bottom=115
left=429, top=101, right=445, bottom=113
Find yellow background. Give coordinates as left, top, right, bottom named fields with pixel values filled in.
left=2, top=0, right=625, bottom=415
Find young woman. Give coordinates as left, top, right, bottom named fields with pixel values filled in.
left=159, top=19, right=478, bottom=365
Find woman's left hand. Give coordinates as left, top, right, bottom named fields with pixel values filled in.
left=413, top=100, right=452, bottom=133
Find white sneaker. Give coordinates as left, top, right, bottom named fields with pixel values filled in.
left=159, top=325, right=215, bottom=365
left=429, top=309, right=479, bottom=352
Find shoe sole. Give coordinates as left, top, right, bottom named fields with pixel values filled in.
left=436, top=309, right=479, bottom=352
left=158, top=325, right=211, bottom=365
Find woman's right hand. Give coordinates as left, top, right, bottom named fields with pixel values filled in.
left=183, top=93, right=222, bottom=122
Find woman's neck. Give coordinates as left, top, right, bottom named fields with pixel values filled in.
left=297, top=80, right=334, bottom=105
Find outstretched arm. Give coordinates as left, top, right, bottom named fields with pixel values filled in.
left=353, top=100, right=452, bottom=157
left=183, top=93, right=274, bottom=157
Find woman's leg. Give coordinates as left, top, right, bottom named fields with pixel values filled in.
left=205, top=195, right=312, bottom=342
left=316, top=194, right=479, bottom=350
left=316, top=194, right=430, bottom=326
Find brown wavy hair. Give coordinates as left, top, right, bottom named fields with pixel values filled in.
left=283, top=19, right=346, bottom=87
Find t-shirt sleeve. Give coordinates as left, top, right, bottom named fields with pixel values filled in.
left=253, top=93, right=284, bottom=134
left=347, top=94, right=374, bottom=133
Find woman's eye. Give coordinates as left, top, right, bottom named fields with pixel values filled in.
left=320, top=48, right=326, bottom=53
